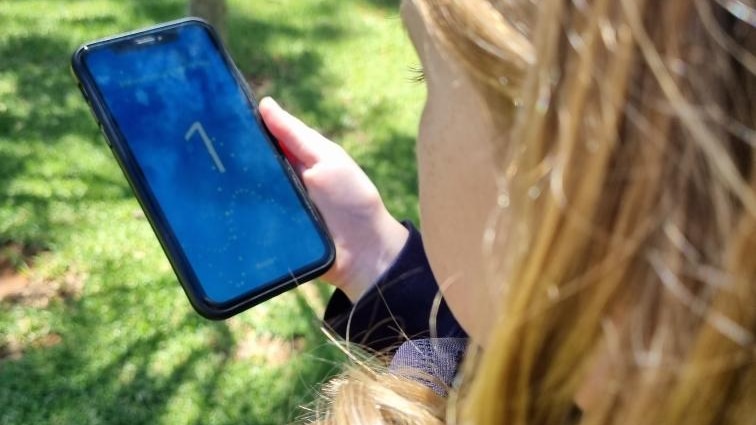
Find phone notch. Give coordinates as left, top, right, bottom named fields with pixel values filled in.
left=135, top=35, right=157, bottom=45
left=114, top=30, right=178, bottom=52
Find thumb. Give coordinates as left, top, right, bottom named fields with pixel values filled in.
left=259, top=97, right=324, bottom=168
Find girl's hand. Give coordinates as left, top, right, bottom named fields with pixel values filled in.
left=259, top=97, right=409, bottom=302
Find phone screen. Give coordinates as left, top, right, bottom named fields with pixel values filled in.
left=81, top=24, right=331, bottom=306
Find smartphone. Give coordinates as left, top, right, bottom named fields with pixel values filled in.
left=71, top=18, right=335, bottom=319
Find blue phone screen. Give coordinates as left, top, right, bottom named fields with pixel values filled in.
left=84, top=24, right=330, bottom=305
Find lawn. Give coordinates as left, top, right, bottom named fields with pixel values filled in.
left=0, top=1, right=424, bottom=424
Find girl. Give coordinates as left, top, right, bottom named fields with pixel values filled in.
left=261, top=0, right=756, bottom=423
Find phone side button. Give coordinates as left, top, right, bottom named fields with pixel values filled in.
left=98, top=123, right=111, bottom=147
left=78, top=84, right=89, bottom=102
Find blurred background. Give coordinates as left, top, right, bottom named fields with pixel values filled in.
left=0, top=0, right=423, bottom=423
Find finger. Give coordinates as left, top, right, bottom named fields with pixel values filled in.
left=259, top=97, right=324, bottom=168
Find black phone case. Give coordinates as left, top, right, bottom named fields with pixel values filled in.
left=70, top=17, right=335, bottom=319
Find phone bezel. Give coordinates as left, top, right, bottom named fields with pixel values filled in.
left=71, top=17, right=335, bottom=319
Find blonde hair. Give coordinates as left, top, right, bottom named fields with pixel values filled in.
left=311, top=0, right=756, bottom=423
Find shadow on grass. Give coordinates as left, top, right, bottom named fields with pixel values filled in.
left=225, top=10, right=353, bottom=140
left=0, top=27, right=132, bottom=247
left=363, top=0, right=402, bottom=10
left=0, top=277, right=342, bottom=424
left=0, top=34, right=96, bottom=141
left=126, top=0, right=187, bottom=23
left=1, top=293, right=230, bottom=423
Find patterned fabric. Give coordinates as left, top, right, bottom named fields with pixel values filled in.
left=389, top=338, right=468, bottom=396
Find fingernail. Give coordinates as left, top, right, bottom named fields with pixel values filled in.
left=262, top=96, right=279, bottom=109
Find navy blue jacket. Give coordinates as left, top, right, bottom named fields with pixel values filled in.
left=323, top=222, right=467, bottom=352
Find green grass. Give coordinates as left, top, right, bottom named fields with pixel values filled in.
left=0, top=0, right=424, bottom=424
